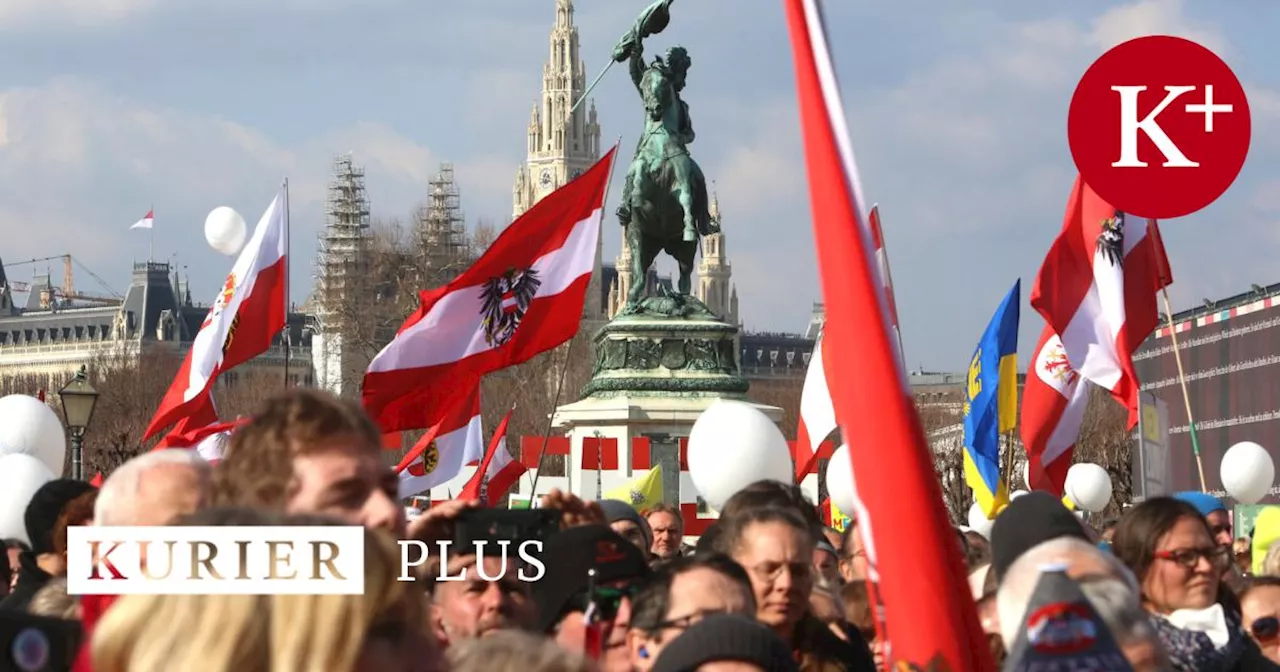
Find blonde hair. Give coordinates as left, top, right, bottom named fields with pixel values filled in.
left=449, top=630, right=592, bottom=672
left=1262, top=540, right=1280, bottom=577
left=271, top=528, right=430, bottom=671
left=90, top=509, right=428, bottom=672
left=29, top=578, right=79, bottom=620
left=91, top=593, right=270, bottom=672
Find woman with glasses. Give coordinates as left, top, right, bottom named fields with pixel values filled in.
left=1241, top=577, right=1280, bottom=665
left=1112, top=497, right=1274, bottom=671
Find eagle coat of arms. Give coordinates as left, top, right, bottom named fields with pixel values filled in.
left=480, top=267, right=542, bottom=347
left=1096, top=211, right=1125, bottom=268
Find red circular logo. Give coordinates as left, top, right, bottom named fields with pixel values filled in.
left=1067, top=35, right=1250, bottom=220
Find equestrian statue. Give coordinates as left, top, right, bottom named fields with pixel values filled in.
left=610, top=0, right=719, bottom=315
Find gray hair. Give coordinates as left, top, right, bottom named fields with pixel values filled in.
left=448, top=630, right=591, bottom=672
left=1078, top=576, right=1157, bottom=647
left=997, top=537, right=1139, bottom=646
left=94, top=450, right=211, bottom=526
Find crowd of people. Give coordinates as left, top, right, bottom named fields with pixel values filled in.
left=2, top=387, right=1280, bottom=671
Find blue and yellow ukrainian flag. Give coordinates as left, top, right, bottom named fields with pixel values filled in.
left=963, top=280, right=1021, bottom=519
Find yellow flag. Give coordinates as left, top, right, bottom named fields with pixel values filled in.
left=603, top=464, right=664, bottom=512
left=829, top=501, right=852, bottom=532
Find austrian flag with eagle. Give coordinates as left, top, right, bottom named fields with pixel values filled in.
left=1022, top=176, right=1172, bottom=494
left=481, top=268, right=542, bottom=347
left=364, top=146, right=616, bottom=433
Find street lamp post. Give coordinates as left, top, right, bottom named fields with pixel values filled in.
left=58, top=365, right=100, bottom=481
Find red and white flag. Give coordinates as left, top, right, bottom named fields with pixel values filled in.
left=143, top=185, right=288, bottom=440
left=1020, top=326, right=1092, bottom=493
left=784, top=1, right=991, bottom=669
left=153, top=393, right=219, bottom=449
left=868, top=205, right=904, bottom=362
left=396, top=388, right=485, bottom=498
left=794, top=333, right=835, bottom=480
left=1029, top=178, right=1172, bottom=429
left=130, top=209, right=154, bottom=230
left=459, top=406, right=524, bottom=504
left=794, top=207, right=898, bottom=480
left=364, top=147, right=616, bottom=432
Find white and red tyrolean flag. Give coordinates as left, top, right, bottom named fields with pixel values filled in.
left=396, top=388, right=485, bottom=498
left=784, top=1, right=991, bottom=668
left=363, top=147, right=616, bottom=432
left=1020, top=326, right=1092, bottom=493
left=143, top=185, right=288, bottom=441
left=459, top=405, right=524, bottom=504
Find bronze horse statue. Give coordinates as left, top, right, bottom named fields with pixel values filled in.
left=612, top=2, right=718, bottom=314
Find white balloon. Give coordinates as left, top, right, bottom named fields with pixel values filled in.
left=0, top=454, right=55, bottom=545
left=825, top=445, right=857, bottom=515
left=967, top=501, right=995, bottom=539
left=686, top=400, right=792, bottom=511
left=1011, top=489, right=1030, bottom=500
left=0, top=394, right=67, bottom=475
left=1221, top=441, right=1275, bottom=504
left=1065, top=463, right=1112, bottom=512
left=204, top=206, right=247, bottom=256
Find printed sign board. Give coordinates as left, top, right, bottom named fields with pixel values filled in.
left=1134, top=391, right=1171, bottom=501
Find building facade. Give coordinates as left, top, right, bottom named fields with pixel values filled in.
left=0, top=258, right=309, bottom=397
left=1133, top=282, right=1280, bottom=497
left=512, top=0, right=605, bottom=321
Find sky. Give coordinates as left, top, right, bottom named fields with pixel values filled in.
left=0, top=0, right=1276, bottom=372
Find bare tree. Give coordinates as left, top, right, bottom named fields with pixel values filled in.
left=1074, top=385, right=1132, bottom=518
left=919, top=391, right=967, bottom=523
left=478, top=329, right=597, bottom=478
left=80, top=349, right=183, bottom=475
left=471, top=218, right=499, bottom=257
left=214, top=366, right=292, bottom=420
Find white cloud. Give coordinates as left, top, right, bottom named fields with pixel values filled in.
left=0, top=77, right=515, bottom=305
left=1087, top=0, right=1228, bottom=55
left=0, top=0, right=159, bottom=28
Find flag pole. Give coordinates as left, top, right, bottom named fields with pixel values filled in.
left=1148, top=221, right=1205, bottom=491
left=1160, top=291, right=1206, bottom=491
left=528, top=139, right=622, bottom=499
left=282, top=178, right=292, bottom=389
left=571, top=61, right=614, bottom=115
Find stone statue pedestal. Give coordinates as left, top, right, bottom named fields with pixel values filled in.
left=526, top=296, right=782, bottom=518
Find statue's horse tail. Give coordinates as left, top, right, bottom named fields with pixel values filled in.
left=689, top=162, right=712, bottom=236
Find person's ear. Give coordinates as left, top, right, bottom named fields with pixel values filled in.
left=428, top=601, right=449, bottom=648
left=626, top=628, right=656, bottom=671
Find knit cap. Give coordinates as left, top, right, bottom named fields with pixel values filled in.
left=652, top=614, right=797, bottom=672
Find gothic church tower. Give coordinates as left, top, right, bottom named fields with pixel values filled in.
left=695, top=191, right=738, bottom=324
left=513, top=0, right=604, bottom=317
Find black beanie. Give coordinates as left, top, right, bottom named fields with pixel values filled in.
left=531, top=524, right=651, bottom=633
left=653, top=614, right=797, bottom=672
left=24, top=479, right=96, bottom=555
left=990, top=491, right=1088, bottom=583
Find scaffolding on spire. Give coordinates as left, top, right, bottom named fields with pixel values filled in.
left=415, top=163, right=469, bottom=285
left=315, top=153, right=372, bottom=313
